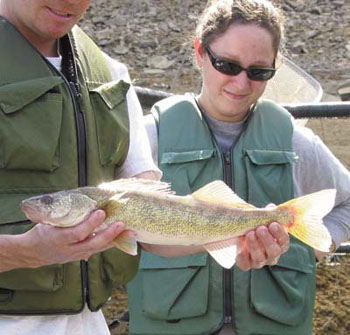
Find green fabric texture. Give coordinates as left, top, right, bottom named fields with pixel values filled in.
left=0, top=18, right=139, bottom=314
left=128, top=95, right=316, bottom=335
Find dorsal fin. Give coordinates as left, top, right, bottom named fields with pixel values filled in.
left=98, top=178, right=174, bottom=195
left=191, top=180, right=255, bottom=208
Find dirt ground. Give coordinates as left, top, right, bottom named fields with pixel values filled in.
left=80, top=1, right=350, bottom=334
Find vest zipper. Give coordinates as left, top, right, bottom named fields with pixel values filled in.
left=42, top=58, right=90, bottom=307
left=195, top=99, right=236, bottom=332
left=62, top=35, right=90, bottom=308
left=68, top=81, right=88, bottom=187
left=67, top=80, right=89, bottom=306
left=49, top=39, right=89, bottom=307
left=222, top=151, right=235, bottom=331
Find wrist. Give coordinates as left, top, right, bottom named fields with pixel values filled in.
left=0, top=234, right=28, bottom=272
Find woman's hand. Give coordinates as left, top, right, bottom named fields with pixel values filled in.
left=235, top=222, right=290, bottom=271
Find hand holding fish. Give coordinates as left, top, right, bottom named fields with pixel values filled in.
left=235, top=222, right=290, bottom=271
left=17, top=210, right=128, bottom=268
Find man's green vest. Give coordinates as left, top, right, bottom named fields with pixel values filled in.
left=128, top=94, right=316, bottom=335
left=0, top=17, right=139, bottom=314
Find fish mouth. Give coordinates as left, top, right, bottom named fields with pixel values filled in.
left=20, top=201, right=90, bottom=226
left=20, top=202, right=44, bottom=223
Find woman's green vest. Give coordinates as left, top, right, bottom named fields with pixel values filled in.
left=128, top=95, right=316, bottom=335
left=0, top=18, right=139, bottom=314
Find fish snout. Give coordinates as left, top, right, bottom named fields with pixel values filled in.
left=20, top=201, right=43, bottom=223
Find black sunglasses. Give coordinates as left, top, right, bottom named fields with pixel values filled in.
left=205, top=46, right=276, bottom=81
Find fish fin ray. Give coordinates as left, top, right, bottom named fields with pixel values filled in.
left=279, top=189, right=336, bottom=252
left=192, top=181, right=255, bottom=208
left=110, top=192, right=129, bottom=203
left=99, top=178, right=174, bottom=195
left=204, top=240, right=238, bottom=269
left=114, top=231, right=138, bottom=256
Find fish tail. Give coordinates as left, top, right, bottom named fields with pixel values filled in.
left=277, top=189, right=336, bottom=252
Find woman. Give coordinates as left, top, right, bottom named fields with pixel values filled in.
left=128, top=1, right=350, bottom=334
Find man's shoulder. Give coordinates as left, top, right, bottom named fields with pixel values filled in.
left=101, top=52, right=130, bottom=82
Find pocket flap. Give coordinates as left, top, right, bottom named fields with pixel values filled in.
left=0, top=77, right=63, bottom=114
left=87, top=80, right=130, bottom=109
left=245, top=149, right=298, bottom=165
left=161, top=149, right=215, bottom=165
left=140, top=252, right=208, bottom=270
left=276, top=240, right=314, bottom=273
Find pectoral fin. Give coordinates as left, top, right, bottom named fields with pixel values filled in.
left=204, top=240, right=238, bottom=269
left=114, top=231, right=138, bottom=256
left=192, top=180, right=255, bottom=208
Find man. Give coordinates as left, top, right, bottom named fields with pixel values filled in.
left=0, top=0, right=159, bottom=334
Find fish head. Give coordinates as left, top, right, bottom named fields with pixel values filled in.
left=20, top=191, right=98, bottom=227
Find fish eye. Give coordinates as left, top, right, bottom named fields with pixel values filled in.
left=40, top=195, right=54, bottom=206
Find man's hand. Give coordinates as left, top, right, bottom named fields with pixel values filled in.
left=235, top=222, right=290, bottom=271
left=0, top=210, right=127, bottom=272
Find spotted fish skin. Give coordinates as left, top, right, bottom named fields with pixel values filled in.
left=103, top=192, right=293, bottom=244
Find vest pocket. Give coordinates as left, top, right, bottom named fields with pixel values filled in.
left=88, top=80, right=130, bottom=167
left=0, top=77, right=63, bottom=171
left=250, top=240, right=315, bottom=326
left=160, top=149, right=217, bottom=195
left=0, top=265, right=64, bottom=293
left=244, top=149, right=298, bottom=206
left=100, top=246, right=140, bottom=285
left=138, top=252, right=209, bottom=320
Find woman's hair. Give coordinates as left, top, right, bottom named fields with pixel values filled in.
left=196, top=0, right=285, bottom=56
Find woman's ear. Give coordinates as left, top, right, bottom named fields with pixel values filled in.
left=194, top=38, right=205, bottom=68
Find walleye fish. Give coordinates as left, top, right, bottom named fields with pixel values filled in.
left=20, top=179, right=335, bottom=269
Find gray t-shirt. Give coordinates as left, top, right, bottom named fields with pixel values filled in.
left=144, top=112, right=350, bottom=248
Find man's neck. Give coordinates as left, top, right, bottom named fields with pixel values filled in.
left=27, top=34, right=59, bottom=57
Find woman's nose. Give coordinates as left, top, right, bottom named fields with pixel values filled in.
left=230, top=71, right=251, bottom=90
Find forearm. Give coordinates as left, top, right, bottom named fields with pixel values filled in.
left=0, top=234, right=35, bottom=272
left=323, top=205, right=350, bottom=249
left=314, top=240, right=336, bottom=261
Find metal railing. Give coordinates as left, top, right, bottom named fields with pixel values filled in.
left=135, top=86, right=350, bottom=118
